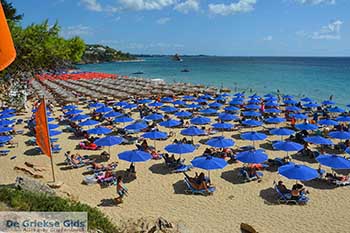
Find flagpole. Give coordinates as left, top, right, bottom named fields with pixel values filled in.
left=43, top=97, right=56, bottom=183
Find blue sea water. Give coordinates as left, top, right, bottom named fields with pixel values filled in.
left=78, top=56, right=350, bottom=106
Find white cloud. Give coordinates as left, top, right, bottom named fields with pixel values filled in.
left=118, top=0, right=176, bottom=10
left=174, top=0, right=199, bottom=13
left=61, top=25, right=92, bottom=38
left=208, top=0, right=256, bottom=16
left=80, top=0, right=102, bottom=11
left=156, top=17, right=171, bottom=24
left=294, top=0, right=336, bottom=5
left=297, top=20, right=343, bottom=40
left=263, top=36, right=273, bottom=41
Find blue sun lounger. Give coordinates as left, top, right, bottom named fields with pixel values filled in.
left=274, top=185, right=309, bottom=205
left=0, top=150, right=10, bottom=156
left=183, top=177, right=215, bottom=195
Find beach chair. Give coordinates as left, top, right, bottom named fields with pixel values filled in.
left=171, top=164, right=193, bottom=173
left=183, top=177, right=215, bottom=195
left=97, top=172, right=116, bottom=186
left=86, top=162, right=118, bottom=173
left=64, top=154, right=87, bottom=169
left=239, top=168, right=263, bottom=182
left=274, top=185, right=309, bottom=205
left=78, top=142, right=101, bottom=150
left=0, top=150, right=10, bottom=156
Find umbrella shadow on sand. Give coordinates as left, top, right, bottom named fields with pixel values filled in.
left=291, top=154, right=317, bottom=164
left=231, top=133, right=241, bottom=140
left=24, top=148, right=41, bottom=156
left=97, top=198, right=117, bottom=207
left=302, top=179, right=337, bottom=190
left=172, top=180, right=187, bottom=195
left=259, top=142, right=274, bottom=151
left=114, top=170, right=136, bottom=183
left=149, top=163, right=171, bottom=175
left=259, top=187, right=278, bottom=205
left=220, top=168, right=244, bottom=185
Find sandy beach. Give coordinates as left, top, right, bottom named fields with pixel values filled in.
left=1, top=97, right=350, bottom=233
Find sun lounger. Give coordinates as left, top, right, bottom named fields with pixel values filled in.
left=97, top=172, right=116, bottom=186
left=239, top=168, right=263, bottom=182
left=78, top=142, right=101, bottom=150
left=0, top=150, right=10, bottom=156
left=274, top=185, right=309, bottom=205
left=86, top=163, right=118, bottom=173
left=183, top=177, right=215, bottom=195
left=171, top=164, right=193, bottom=173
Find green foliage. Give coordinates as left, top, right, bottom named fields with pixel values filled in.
left=1, top=0, right=23, bottom=22
left=0, top=187, right=119, bottom=233
left=82, top=44, right=135, bottom=64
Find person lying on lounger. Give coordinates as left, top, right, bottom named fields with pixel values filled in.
left=71, top=153, right=91, bottom=165
left=184, top=172, right=212, bottom=192
left=291, top=182, right=309, bottom=200
left=276, top=181, right=290, bottom=194
left=91, top=162, right=117, bottom=170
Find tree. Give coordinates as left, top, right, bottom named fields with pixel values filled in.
left=1, top=0, right=23, bottom=22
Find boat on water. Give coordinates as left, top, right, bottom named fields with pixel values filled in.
left=172, top=54, right=183, bottom=62
left=131, top=71, right=144, bottom=75
left=181, top=69, right=190, bottom=72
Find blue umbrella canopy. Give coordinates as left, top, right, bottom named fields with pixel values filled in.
left=200, top=108, right=217, bottom=115
left=241, top=131, right=267, bottom=141
left=79, top=119, right=100, bottom=126
left=182, top=95, right=195, bottom=101
left=273, top=141, right=303, bottom=152
left=218, top=113, right=239, bottom=121
left=159, top=119, right=181, bottom=128
left=243, top=111, right=261, bottom=117
left=284, top=99, right=297, bottom=105
left=144, top=113, right=163, bottom=121
left=224, top=106, right=240, bottom=112
left=87, top=127, right=112, bottom=135
left=278, top=163, right=319, bottom=181
left=328, top=106, right=345, bottom=113
left=65, top=109, right=83, bottom=115
left=190, top=116, right=211, bottom=125
left=329, top=131, right=350, bottom=140
left=48, top=124, right=59, bottom=130
left=295, top=123, right=318, bottom=131
left=172, top=100, right=186, bottom=106
left=0, top=113, right=16, bottom=119
left=336, top=116, right=350, bottom=122
left=175, top=111, right=192, bottom=118
left=301, top=97, right=313, bottom=102
left=303, top=102, right=319, bottom=108
left=236, top=149, right=268, bottom=164
left=322, top=100, right=335, bottom=105
left=191, top=155, right=227, bottom=170
left=242, top=119, right=263, bottom=127
left=160, top=106, right=178, bottom=113
left=88, top=102, right=105, bottom=108
left=283, top=95, right=294, bottom=99
left=265, top=117, right=286, bottom=124
left=114, top=116, right=134, bottom=123
left=165, top=143, right=196, bottom=154
left=206, top=136, right=234, bottom=148
left=124, top=122, right=148, bottom=131
left=161, top=97, right=174, bottom=102
left=148, top=101, right=164, bottom=107
left=186, top=103, right=201, bottom=109
left=49, top=130, right=62, bottom=136
left=304, top=136, right=333, bottom=145
left=248, top=99, right=260, bottom=104
left=318, top=119, right=338, bottom=126
left=94, top=136, right=123, bottom=146
left=209, top=102, right=223, bottom=108
left=316, top=154, right=350, bottom=169
left=270, top=128, right=295, bottom=136
left=138, top=99, right=152, bottom=104
left=118, top=150, right=152, bottom=162
left=62, top=105, right=77, bottom=110
left=95, top=106, right=113, bottom=113
left=291, top=113, right=308, bottom=120
left=264, top=108, right=281, bottom=114
left=0, top=108, right=15, bottom=114
left=0, top=119, right=15, bottom=126
left=212, top=122, right=234, bottom=130
left=104, top=111, right=123, bottom=118
left=245, top=104, right=260, bottom=110
left=181, top=126, right=205, bottom=136
left=142, top=131, right=168, bottom=139
left=229, top=99, right=243, bottom=105
left=0, top=135, right=12, bottom=143
left=265, top=101, right=279, bottom=107
left=0, top=127, right=13, bottom=133
left=195, top=98, right=208, bottom=104
left=70, top=114, right=89, bottom=121
left=114, top=101, right=128, bottom=107
left=123, top=103, right=138, bottom=109
left=285, top=106, right=301, bottom=112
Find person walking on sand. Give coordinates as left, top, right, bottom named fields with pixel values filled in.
left=115, top=176, right=128, bottom=204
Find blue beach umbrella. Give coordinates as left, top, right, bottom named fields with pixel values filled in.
left=212, top=122, right=234, bottom=130
left=186, top=103, right=201, bottom=109
left=160, top=106, right=178, bottom=113
left=191, top=155, right=227, bottom=171
left=291, top=113, right=308, bottom=120
left=0, top=113, right=15, bottom=119
left=241, top=131, right=267, bottom=147
left=328, top=107, right=345, bottom=113
left=0, top=109, right=15, bottom=114
left=165, top=143, right=196, bottom=155
left=175, top=111, right=192, bottom=118
left=195, top=98, right=207, bottom=104
left=218, top=113, right=239, bottom=121
left=104, top=111, right=123, bottom=118
left=304, top=136, right=333, bottom=145
left=142, top=131, right=168, bottom=140
left=270, top=128, right=295, bottom=136
left=65, top=109, right=83, bottom=115
left=318, top=119, right=338, bottom=126
left=88, top=102, right=104, bottom=108
left=87, top=127, right=112, bottom=135
left=0, top=127, right=13, bottom=133
left=303, top=103, right=319, bottom=108
left=161, top=97, right=173, bottom=102
left=49, top=130, right=62, bottom=137
left=265, top=117, right=286, bottom=124
left=284, top=99, right=297, bottom=105
left=182, top=95, right=195, bottom=101
left=273, top=141, right=303, bottom=152
left=62, top=105, right=77, bottom=110
left=159, top=119, right=181, bottom=128
left=224, top=106, right=240, bottom=112
left=245, top=104, right=260, bottom=110
left=206, top=136, right=234, bottom=148
left=278, top=163, right=319, bottom=181
left=242, top=119, right=263, bottom=127
left=322, top=100, right=335, bottom=105
left=181, top=126, right=205, bottom=136
left=48, top=124, right=59, bottom=130
left=95, top=136, right=123, bottom=154
left=114, top=116, right=134, bottom=123
left=229, top=99, right=243, bottom=105
left=114, top=101, right=128, bottom=107
left=200, top=108, right=217, bottom=115
left=316, top=154, right=350, bottom=169
left=264, top=108, right=281, bottom=114
left=123, top=103, right=137, bottom=109
left=0, top=135, right=12, bottom=143
left=301, top=97, right=313, bottom=102
left=243, top=111, right=261, bottom=117
left=70, top=114, right=89, bottom=121
left=283, top=95, right=294, bottom=99
left=144, top=113, right=163, bottom=121
left=172, top=100, right=186, bottom=106
left=236, top=149, right=268, bottom=164
left=118, top=150, right=152, bottom=162
left=248, top=99, right=260, bottom=104
left=265, top=101, right=279, bottom=107
left=95, top=106, right=113, bottom=113
left=329, top=131, right=350, bottom=140
left=138, top=99, right=152, bottom=104
left=285, top=106, right=301, bottom=112
left=149, top=101, right=164, bottom=107
left=209, top=102, right=223, bottom=108
left=0, top=119, right=15, bottom=126
left=295, top=123, right=318, bottom=131
left=336, top=116, right=350, bottom=122
left=190, top=116, right=211, bottom=125
left=79, top=119, right=100, bottom=127
left=124, top=122, right=148, bottom=131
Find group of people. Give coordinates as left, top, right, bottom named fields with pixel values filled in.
left=276, top=180, right=309, bottom=201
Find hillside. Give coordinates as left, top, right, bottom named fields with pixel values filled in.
left=80, top=44, right=136, bottom=64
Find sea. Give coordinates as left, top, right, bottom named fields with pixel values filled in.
left=78, top=56, right=350, bottom=107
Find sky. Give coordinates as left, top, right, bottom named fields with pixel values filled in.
left=11, top=0, right=350, bottom=56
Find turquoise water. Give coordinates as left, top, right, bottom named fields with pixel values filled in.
left=78, top=56, right=350, bottom=106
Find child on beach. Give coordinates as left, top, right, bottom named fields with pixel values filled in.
left=115, top=176, right=128, bottom=204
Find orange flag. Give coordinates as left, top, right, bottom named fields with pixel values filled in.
left=35, top=99, right=52, bottom=158
left=0, top=3, right=16, bottom=71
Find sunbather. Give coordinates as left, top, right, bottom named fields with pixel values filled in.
left=291, top=182, right=308, bottom=200
left=71, top=153, right=91, bottom=165
left=115, top=176, right=128, bottom=204
left=276, top=181, right=290, bottom=194
left=184, top=172, right=211, bottom=192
